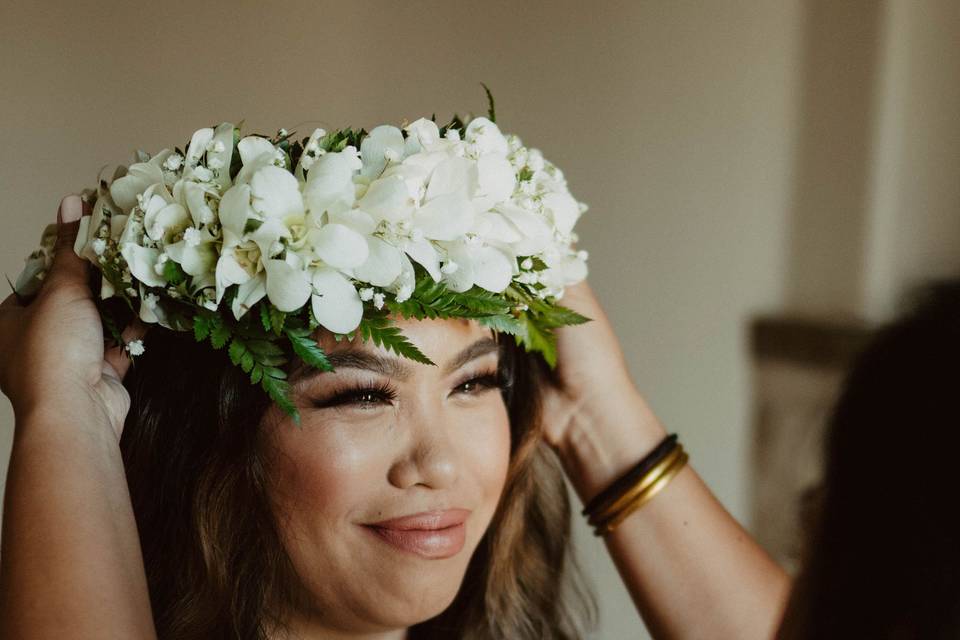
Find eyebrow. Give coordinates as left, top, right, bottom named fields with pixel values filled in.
left=294, top=335, right=500, bottom=384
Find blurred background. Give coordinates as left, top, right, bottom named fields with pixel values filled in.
left=1, top=1, right=959, bottom=637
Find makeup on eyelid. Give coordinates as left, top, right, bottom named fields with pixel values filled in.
left=311, top=370, right=505, bottom=410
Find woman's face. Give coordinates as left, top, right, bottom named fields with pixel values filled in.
left=263, top=316, right=512, bottom=636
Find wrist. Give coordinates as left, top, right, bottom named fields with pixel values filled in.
left=553, top=385, right=669, bottom=506
left=13, top=392, right=119, bottom=445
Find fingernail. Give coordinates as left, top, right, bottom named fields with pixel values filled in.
left=58, top=194, right=82, bottom=224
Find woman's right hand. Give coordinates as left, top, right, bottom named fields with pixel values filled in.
left=0, top=194, right=146, bottom=440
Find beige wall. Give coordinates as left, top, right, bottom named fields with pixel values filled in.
left=8, top=1, right=954, bottom=638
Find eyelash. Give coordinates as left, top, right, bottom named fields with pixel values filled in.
left=313, top=370, right=505, bottom=410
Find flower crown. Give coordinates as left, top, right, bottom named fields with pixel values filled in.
left=12, top=92, right=590, bottom=424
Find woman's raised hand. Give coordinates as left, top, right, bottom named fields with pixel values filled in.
left=0, top=194, right=146, bottom=439
left=537, top=279, right=667, bottom=503
left=539, top=280, right=664, bottom=449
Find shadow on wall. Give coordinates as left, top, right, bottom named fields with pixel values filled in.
left=749, top=0, right=883, bottom=569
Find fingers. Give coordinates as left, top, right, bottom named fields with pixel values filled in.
left=45, top=194, right=90, bottom=290
left=103, top=319, right=150, bottom=381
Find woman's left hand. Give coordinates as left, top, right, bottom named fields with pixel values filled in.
left=538, top=279, right=667, bottom=498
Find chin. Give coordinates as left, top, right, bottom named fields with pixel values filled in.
left=373, top=565, right=466, bottom=621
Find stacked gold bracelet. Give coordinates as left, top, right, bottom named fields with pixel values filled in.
left=582, top=434, right=689, bottom=536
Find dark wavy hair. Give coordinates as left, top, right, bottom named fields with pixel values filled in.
left=777, top=279, right=960, bottom=639
left=119, top=323, right=596, bottom=639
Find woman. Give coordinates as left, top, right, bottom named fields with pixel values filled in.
left=0, top=195, right=789, bottom=638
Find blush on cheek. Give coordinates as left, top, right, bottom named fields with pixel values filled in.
left=463, top=405, right=512, bottom=505
left=269, top=426, right=388, bottom=523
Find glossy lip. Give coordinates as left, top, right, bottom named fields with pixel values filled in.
left=362, top=509, right=471, bottom=559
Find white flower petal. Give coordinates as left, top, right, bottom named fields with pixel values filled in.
left=469, top=246, right=513, bottom=292
left=250, top=165, right=304, bottom=220
left=474, top=155, right=515, bottom=210
left=307, top=223, right=369, bottom=269
left=357, top=175, right=415, bottom=223
left=360, top=125, right=405, bottom=178
left=353, top=236, right=402, bottom=287
left=184, top=127, right=215, bottom=168
left=465, top=117, right=509, bottom=156
left=401, top=237, right=441, bottom=281
left=441, top=243, right=475, bottom=292
left=303, top=150, right=360, bottom=216
left=219, top=184, right=253, bottom=241
left=237, top=136, right=276, bottom=166
left=404, top=118, right=440, bottom=153
left=472, top=211, right=522, bottom=244
left=424, top=156, right=477, bottom=201
left=496, top=203, right=552, bottom=254
left=263, top=258, right=312, bottom=312
left=232, top=273, right=267, bottom=319
left=120, top=243, right=166, bottom=287
left=209, top=122, right=235, bottom=191
left=110, top=213, right=128, bottom=241
left=413, top=191, right=474, bottom=241
left=181, top=181, right=217, bottom=226
left=146, top=201, right=189, bottom=242
left=541, top=191, right=580, bottom=234
left=166, top=239, right=216, bottom=277
left=311, top=268, right=363, bottom=334
left=328, top=208, right=377, bottom=235
left=109, top=158, right=167, bottom=214
left=249, top=218, right=292, bottom=260
left=215, top=253, right=252, bottom=304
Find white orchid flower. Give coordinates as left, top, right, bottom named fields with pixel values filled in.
left=464, top=117, right=509, bottom=157
left=121, top=244, right=166, bottom=287
left=231, top=272, right=268, bottom=320
left=166, top=226, right=217, bottom=277
left=303, top=147, right=361, bottom=218
left=404, top=118, right=441, bottom=155
left=311, top=267, right=363, bottom=334
left=540, top=191, right=581, bottom=235
left=360, top=125, right=405, bottom=179
left=109, top=148, right=175, bottom=214
left=249, top=165, right=304, bottom=223
left=356, top=174, right=416, bottom=224
left=307, top=223, right=369, bottom=269
left=263, top=254, right=312, bottom=312
left=439, top=240, right=513, bottom=293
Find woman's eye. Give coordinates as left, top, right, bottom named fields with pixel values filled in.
left=313, top=385, right=396, bottom=410
left=453, top=373, right=503, bottom=396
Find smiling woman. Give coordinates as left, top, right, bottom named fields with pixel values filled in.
left=1, top=113, right=792, bottom=637
left=117, top=314, right=594, bottom=638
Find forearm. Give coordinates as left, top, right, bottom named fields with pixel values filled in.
left=556, top=390, right=791, bottom=640
left=0, top=406, right=155, bottom=639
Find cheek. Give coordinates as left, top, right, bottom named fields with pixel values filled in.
left=268, top=422, right=389, bottom=528
left=455, top=399, right=512, bottom=506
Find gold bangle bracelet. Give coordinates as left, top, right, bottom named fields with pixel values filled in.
left=588, top=445, right=684, bottom=528
left=594, top=450, right=689, bottom=536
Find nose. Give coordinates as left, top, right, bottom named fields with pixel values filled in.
left=386, top=405, right=460, bottom=491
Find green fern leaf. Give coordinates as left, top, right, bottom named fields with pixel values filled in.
left=356, top=314, right=434, bottom=365
left=260, top=374, right=299, bottom=426
left=285, top=329, right=334, bottom=372
left=478, top=314, right=525, bottom=336
left=193, top=314, right=211, bottom=342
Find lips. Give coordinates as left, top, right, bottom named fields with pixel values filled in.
left=363, top=509, right=470, bottom=559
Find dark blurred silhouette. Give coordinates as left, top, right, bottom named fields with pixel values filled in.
left=777, top=279, right=960, bottom=639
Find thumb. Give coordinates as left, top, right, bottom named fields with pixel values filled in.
left=48, top=194, right=89, bottom=287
